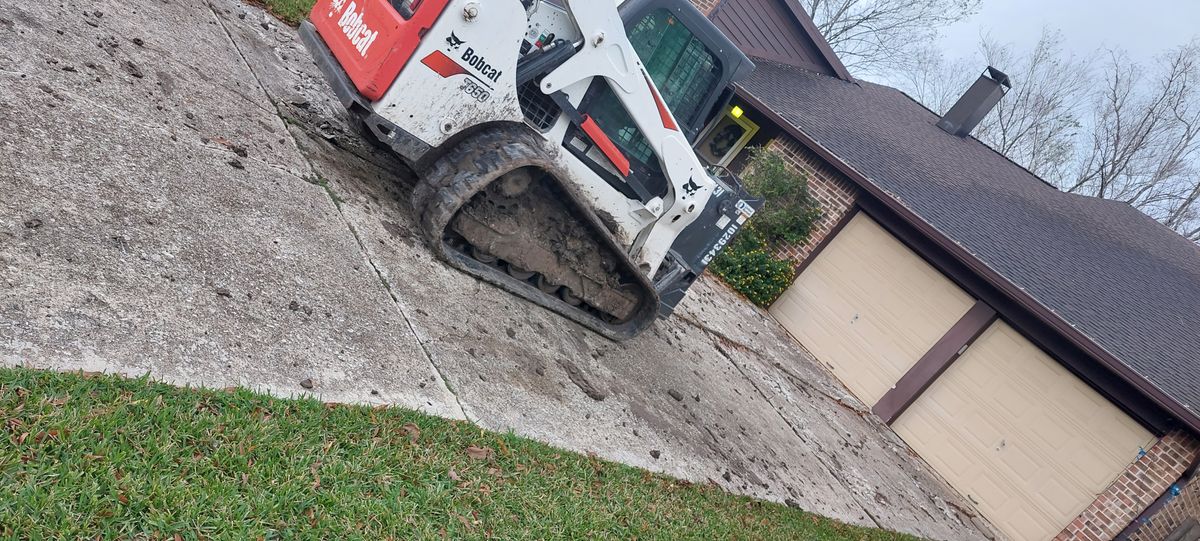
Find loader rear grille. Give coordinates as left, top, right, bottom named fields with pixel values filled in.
left=518, top=79, right=560, bottom=132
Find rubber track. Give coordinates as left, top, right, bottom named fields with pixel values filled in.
left=410, top=125, right=660, bottom=341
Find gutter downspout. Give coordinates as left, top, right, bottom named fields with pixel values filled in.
left=1116, top=452, right=1200, bottom=540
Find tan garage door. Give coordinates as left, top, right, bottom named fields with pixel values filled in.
left=894, top=321, right=1155, bottom=540
left=770, top=213, right=975, bottom=405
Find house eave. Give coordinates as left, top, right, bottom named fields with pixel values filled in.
left=733, top=84, right=1200, bottom=436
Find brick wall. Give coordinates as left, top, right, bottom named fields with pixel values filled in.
left=688, top=0, right=721, bottom=15
left=1129, top=468, right=1200, bottom=541
left=763, top=135, right=861, bottom=265
left=1056, top=430, right=1200, bottom=541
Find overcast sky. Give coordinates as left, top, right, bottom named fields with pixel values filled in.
left=937, top=0, right=1200, bottom=65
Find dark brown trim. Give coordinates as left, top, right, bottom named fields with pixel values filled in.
left=793, top=205, right=860, bottom=276
left=735, top=87, right=1189, bottom=434
left=777, top=0, right=854, bottom=81
left=873, top=302, right=998, bottom=424
left=739, top=49, right=837, bottom=74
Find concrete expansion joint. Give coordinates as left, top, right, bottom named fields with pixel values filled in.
left=689, top=314, right=887, bottom=530
left=205, top=1, right=467, bottom=420
left=346, top=222, right=470, bottom=421
left=207, top=3, right=294, bottom=139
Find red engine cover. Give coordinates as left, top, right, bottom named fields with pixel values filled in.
left=310, top=0, right=452, bottom=102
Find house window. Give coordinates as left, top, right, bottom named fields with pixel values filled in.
left=696, top=105, right=759, bottom=167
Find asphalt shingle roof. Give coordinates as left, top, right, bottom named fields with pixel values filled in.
left=739, top=61, right=1200, bottom=417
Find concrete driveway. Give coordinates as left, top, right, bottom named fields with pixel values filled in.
left=0, top=1, right=995, bottom=539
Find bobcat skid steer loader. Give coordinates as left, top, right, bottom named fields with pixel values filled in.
left=300, top=0, right=761, bottom=340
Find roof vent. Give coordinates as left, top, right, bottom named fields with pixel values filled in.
left=937, top=66, right=1012, bottom=138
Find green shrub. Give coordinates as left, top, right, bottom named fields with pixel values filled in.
left=710, top=226, right=796, bottom=307
left=710, top=147, right=821, bottom=308
left=738, top=147, right=822, bottom=246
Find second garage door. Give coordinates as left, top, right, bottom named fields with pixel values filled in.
left=893, top=321, right=1155, bottom=540
left=770, top=212, right=975, bottom=405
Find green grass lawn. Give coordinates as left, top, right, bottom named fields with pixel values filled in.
left=254, top=0, right=312, bottom=25
left=0, top=367, right=920, bottom=540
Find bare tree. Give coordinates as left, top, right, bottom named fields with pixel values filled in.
left=974, top=32, right=1093, bottom=184
left=898, top=37, right=1200, bottom=242
left=801, top=0, right=981, bottom=74
left=1069, top=43, right=1200, bottom=240
left=897, top=45, right=976, bottom=113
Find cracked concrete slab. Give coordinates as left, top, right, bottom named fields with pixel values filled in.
left=676, top=276, right=867, bottom=406
left=0, top=8, right=460, bottom=419
left=0, top=1, right=998, bottom=539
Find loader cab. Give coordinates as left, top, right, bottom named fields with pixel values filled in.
left=564, top=0, right=754, bottom=201
left=614, top=0, right=754, bottom=141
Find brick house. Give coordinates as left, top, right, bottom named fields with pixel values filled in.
left=685, top=1, right=1200, bottom=539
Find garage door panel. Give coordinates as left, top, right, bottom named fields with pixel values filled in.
left=924, top=380, right=968, bottom=415
left=972, top=471, right=1010, bottom=507
left=962, top=357, right=999, bottom=388
left=1011, top=509, right=1053, bottom=541
left=771, top=213, right=975, bottom=405
left=1039, top=477, right=1085, bottom=522
left=1029, top=418, right=1071, bottom=451
left=999, top=443, right=1040, bottom=481
left=1035, top=477, right=1077, bottom=512
left=786, top=296, right=910, bottom=401
left=1075, top=450, right=1116, bottom=486
left=963, top=411, right=1003, bottom=449
left=938, top=434, right=976, bottom=478
left=895, top=322, right=1155, bottom=540
left=995, top=383, right=1034, bottom=419
left=786, top=274, right=939, bottom=367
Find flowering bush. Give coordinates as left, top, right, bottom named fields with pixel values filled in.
left=711, top=147, right=820, bottom=308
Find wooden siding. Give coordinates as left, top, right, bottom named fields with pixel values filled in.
left=711, top=0, right=838, bottom=76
